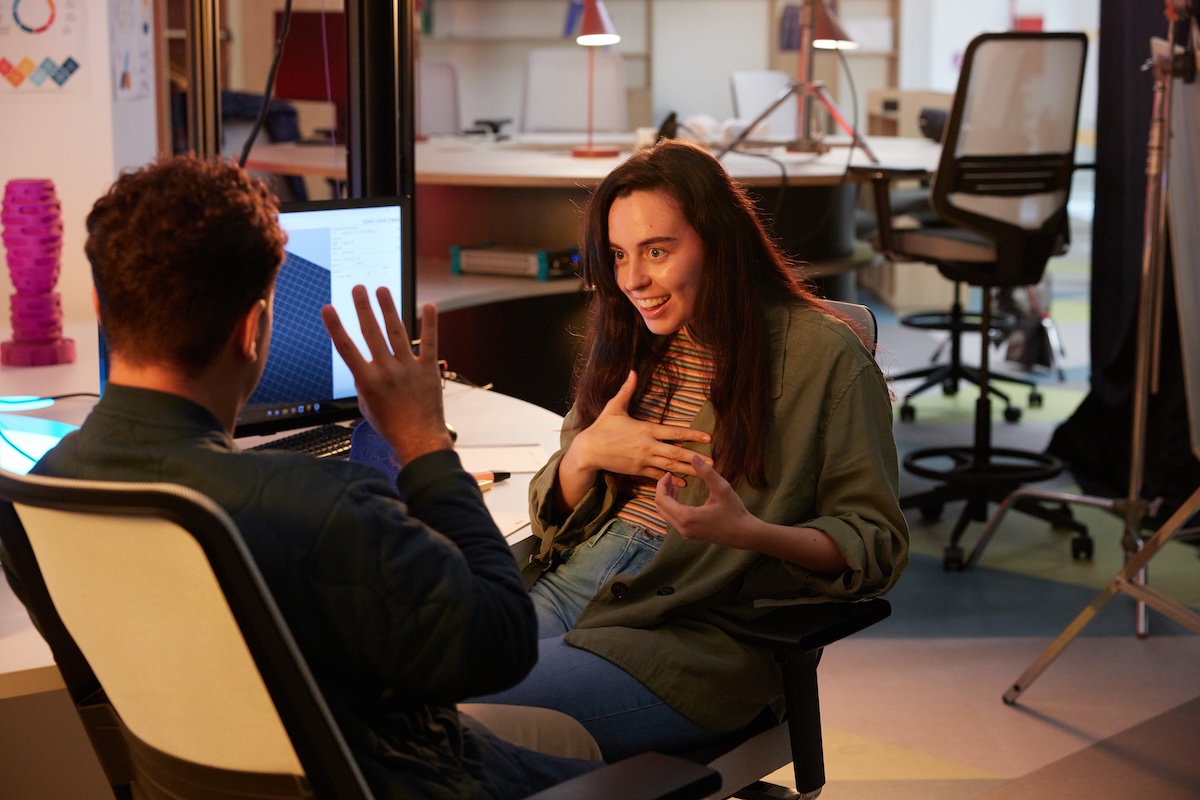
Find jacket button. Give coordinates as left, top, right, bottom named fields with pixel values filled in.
left=611, top=582, right=628, bottom=599
left=656, top=586, right=675, bottom=596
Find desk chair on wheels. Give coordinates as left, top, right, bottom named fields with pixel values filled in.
left=0, top=469, right=720, bottom=800
left=851, top=31, right=1090, bottom=571
left=667, top=301, right=892, bottom=800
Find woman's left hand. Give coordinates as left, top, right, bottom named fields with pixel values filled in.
left=655, top=454, right=755, bottom=548
left=656, top=455, right=851, bottom=573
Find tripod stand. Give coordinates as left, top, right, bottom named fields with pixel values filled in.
left=1000, top=5, right=1200, bottom=704
left=717, top=77, right=878, bottom=163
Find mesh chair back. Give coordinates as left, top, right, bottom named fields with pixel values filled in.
left=0, top=469, right=371, bottom=799
left=932, top=32, right=1088, bottom=286
left=416, top=58, right=462, bottom=136
left=730, top=70, right=796, bottom=140
left=520, top=48, right=627, bottom=133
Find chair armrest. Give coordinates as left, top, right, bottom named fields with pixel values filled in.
left=848, top=165, right=931, bottom=260
left=723, top=598, right=892, bottom=654
left=523, top=752, right=721, bottom=800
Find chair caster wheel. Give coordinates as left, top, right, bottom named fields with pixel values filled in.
left=1071, top=536, right=1094, bottom=560
left=900, top=404, right=916, bottom=423
left=920, top=502, right=944, bottom=522
left=942, top=380, right=959, bottom=396
left=943, top=546, right=965, bottom=571
left=1029, top=391, right=1044, bottom=408
left=1003, top=406, right=1022, bottom=423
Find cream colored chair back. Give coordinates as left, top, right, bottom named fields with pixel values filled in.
left=0, top=470, right=371, bottom=799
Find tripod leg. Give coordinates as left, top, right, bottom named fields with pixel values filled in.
left=1004, top=484, right=1200, bottom=704
left=812, top=84, right=878, bottom=163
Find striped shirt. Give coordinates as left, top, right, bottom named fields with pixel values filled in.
left=615, top=328, right=715, bottom=536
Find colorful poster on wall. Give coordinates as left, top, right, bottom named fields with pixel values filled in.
left=109, top=0, right=150, bottom=102
left=0, top=0, right=88, bottom=97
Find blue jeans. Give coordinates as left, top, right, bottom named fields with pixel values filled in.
left=474, top=520, right=724, bottom=762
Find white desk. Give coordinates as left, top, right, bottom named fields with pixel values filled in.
left=0, top=321, right=565, bottom=702
left=249, top=133, right=939, bottom=265
left=246, top=133, right=940, bottom=188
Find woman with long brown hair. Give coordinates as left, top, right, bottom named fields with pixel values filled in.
left=476, top=140, right=908, bottom=761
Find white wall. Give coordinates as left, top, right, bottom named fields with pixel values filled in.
left=0, top=4, right=158, bottom=333
left=651, top=0, right=771, bottom=125
left=899, top=0, right=1099, bottom=140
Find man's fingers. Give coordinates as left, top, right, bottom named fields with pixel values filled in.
left=321, top=304, right=367, bottom=373
left=417, top=303, right=439, bottom=364
left=351, top=285, right=392, bottom=360
left=375, top=287, right=412, bottom=358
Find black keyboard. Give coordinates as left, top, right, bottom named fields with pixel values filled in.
left=249, top=423, right=358, bottom=459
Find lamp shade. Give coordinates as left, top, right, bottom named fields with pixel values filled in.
left=576, top=0, right=620, bottom=47
left=811, top=1, right=858, bottom=50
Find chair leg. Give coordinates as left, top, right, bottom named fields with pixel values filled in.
left=900, top=299, right=1066, bottom=570
left=782, top=650, right=824, bottom=798
left=1041, top=316, right=1068, bottom=382
left=893, top=282, right=1043, bottom=422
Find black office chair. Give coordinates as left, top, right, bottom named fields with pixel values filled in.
left=0, top=469, right=719, bottom=800
left=851, top=31, right=1090, bottom=570
left=666, top=301, right=892, bottom=799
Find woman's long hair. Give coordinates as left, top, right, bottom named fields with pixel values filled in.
left=571, top=140, right=820, bottom=488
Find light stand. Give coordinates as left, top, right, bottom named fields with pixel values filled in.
left=572, top=0, right=621, bottom=158
left=718, top=0, right=877, bottom=163
left=998, top=4, right=1200, bottom=705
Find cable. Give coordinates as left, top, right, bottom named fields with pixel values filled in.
left=0, top=428, right=37, bottom=465
left=237, top=0, right=295, bottom=169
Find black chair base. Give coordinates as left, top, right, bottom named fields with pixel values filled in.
left=893, top=297, right=1043, bottom=423
left=900, top=444, right=1088, bottom=571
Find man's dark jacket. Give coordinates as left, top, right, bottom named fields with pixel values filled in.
left=25, top=385, right=541, bottom=799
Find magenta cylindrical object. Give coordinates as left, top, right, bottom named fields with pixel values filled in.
left=2, top=178, right=75, bottom=366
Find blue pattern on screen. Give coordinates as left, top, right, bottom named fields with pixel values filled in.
left=249, top=249, right=333, bottom=404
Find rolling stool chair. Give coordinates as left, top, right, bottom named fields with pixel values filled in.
left=851, top=31, right=1090, bottom=570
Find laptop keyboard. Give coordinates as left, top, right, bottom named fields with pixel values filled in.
left=248, top=423, right=358, bottom=459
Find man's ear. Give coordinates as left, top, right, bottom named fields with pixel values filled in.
left=238, top=299, right=268, bottom=362
left=91, top=287, right=101, bottom=321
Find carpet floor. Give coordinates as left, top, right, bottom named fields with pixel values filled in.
left=753, top=246, right=1200, bottom=799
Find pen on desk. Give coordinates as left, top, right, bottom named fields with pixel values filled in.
left=472, top=471, right=511, bottom=484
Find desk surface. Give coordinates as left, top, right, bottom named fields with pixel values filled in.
left=0, top=363, right=564, bottom=699
left=246, top=134, right=940, bottom=189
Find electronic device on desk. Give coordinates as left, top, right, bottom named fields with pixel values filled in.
left=238, top=196, right=415, bottom=441
left=97, top=196, right=415, bottom=454
left=450, top=243, right=579, bottom=280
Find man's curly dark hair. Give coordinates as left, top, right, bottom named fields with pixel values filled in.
left=86, top=156, right=286, bottom=375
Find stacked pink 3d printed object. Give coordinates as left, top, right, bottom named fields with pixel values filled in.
left=2, top=178, right=75, bottom=366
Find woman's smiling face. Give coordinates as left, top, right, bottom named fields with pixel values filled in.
left=608, top=190, right=706, bottom=335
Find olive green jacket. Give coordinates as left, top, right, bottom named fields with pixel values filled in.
left=527, top=303, right=909, bottom=731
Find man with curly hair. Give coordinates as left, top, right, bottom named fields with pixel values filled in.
left=14, top=156, right=599, bottom=799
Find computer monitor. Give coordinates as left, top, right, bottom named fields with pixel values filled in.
left=235, top=196, right=415, bottom=437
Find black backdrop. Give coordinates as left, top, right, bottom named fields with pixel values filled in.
left=1047, top=0, right=1200, bottom=526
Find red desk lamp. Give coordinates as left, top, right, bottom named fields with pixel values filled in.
left=572, top=0, right=621, bottom=158
left=794, top=0, right=861, bottom=153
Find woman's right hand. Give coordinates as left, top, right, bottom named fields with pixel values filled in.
left=556, top=371, right=712, bottom=510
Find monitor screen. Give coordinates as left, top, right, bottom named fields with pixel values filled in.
left=234, top=196, right=415, bottom=437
